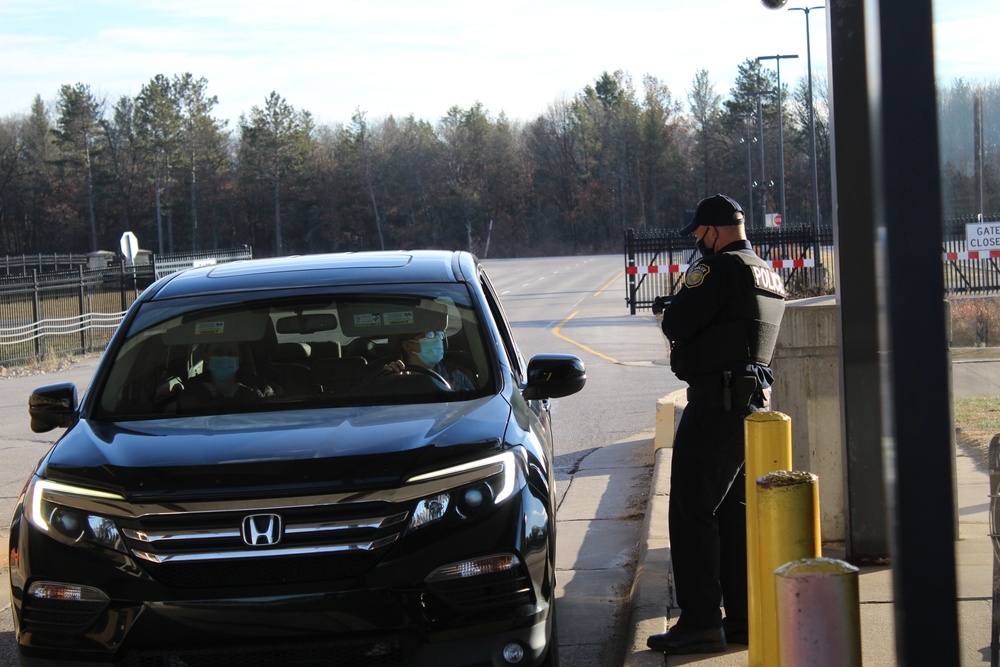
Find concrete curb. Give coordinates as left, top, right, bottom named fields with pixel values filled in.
left=624, top=389, right=685, bottom=667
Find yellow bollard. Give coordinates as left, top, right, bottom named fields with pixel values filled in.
left=775, top=558, right=862, bottom=667
left=757, top=471, right=821, bottom=667
left=744, top=411, right=793, bottom=667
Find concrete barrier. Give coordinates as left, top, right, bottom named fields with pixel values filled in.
left=770, top=295, right=844, bottom=541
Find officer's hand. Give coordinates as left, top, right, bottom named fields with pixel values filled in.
left=651, top=295, right=672, bottom=315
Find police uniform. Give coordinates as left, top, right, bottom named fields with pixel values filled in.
left=651, top=194, right=786, bottom=652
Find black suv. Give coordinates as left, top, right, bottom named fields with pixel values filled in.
left=10, top=251, right=585, bottom=667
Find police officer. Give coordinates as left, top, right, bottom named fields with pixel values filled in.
left=647, top=194, right=786, bottom=655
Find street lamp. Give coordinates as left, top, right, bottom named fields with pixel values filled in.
left=790, top=6, right=825, bottom=241
left=756, top=54, right=798, bottom=227
left=752, top=89, right=776, bottom=228
left=740, top=113, right=757, bottom=227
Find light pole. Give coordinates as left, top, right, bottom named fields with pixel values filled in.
left=790, top=6, right=825, bottom=249
left=740, top=113, right=757, bottom=227
left=753, top=89, right=776, bottom=228
left=757, top=54, right=798, bottom=227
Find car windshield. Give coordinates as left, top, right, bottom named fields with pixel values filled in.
left=94, top=284, right=494, bottom=419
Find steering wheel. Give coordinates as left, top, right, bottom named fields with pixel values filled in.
left=375, top=364, right=452, bottom=392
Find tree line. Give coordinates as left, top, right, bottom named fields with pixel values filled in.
left=0, top=67, right=995, bottom=259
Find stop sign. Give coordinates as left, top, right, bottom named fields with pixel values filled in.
left=120, top=231, right=139, bottom=262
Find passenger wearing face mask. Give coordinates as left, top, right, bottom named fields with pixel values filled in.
left=180, top=341, right=275, bottom=411
left=647, top=194, right=786, bottom=656
left=381, top=331, right=476, bottom=392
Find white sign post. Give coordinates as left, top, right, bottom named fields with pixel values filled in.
left=965, top=221, right=1000, bottom=253
left=119, top=231, right=139, bottom=264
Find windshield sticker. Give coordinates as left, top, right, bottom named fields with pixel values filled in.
left=194, top=321, right=225, bottom=335
left=384, top=311, right=415, bottom=326
left=353, top=313, right=383, bottom=328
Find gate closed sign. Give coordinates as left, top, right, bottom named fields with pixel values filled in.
left=966, top=222, right=1000, bottom=251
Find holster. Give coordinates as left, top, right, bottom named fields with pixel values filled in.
left=686, top=372, right=763, bottom=412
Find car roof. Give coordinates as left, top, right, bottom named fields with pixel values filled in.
left=147, top=250, right=478, bottom=300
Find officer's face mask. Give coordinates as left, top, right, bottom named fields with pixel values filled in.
left=696, top=226, right=717, bottom=257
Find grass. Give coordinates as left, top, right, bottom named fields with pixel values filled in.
left=954, top=395, right=1000, bottom=468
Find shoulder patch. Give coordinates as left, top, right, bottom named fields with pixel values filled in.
left=684, top=263, right=710, bottom=288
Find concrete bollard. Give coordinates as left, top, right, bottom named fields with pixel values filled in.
left=654, top=395, right=676, bottom=450
left=775, top=558, right=862, bottom=667
left=744, top=411, right=793, bottom=667
left=756, top=470, right=821, bottom=667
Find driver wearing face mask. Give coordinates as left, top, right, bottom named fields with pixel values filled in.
left=382, top=331, right=476, bottom=392
left=180, top=341, right=275, bottom=410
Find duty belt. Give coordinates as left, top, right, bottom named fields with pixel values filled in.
left=686, top=372, right=769, bottom=411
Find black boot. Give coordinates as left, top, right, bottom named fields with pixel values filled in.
left=647, top=624, right=726, bottom=654
left=723, top=618, right=749, bottom=645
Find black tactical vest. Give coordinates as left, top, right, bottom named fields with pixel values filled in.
left=670, top=250, right=786, bottom=380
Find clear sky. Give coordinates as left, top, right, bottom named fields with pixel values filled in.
left=0, top=0, right=995, bottom=126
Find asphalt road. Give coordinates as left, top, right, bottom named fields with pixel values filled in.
left=0, top=254, right=683, bottom=666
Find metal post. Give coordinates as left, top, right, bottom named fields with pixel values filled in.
left=869, top=0, right=959, bottom=662
left=757, top=55, right=799, bottom=228
left=756, top=471, right=821, bottom=667
left=790, top=6, right=826, bottom=280
left=827, top=0, right=888, bottom=562
left=744, top=411, right=793, bottom=667
left=990, top=433, right=1000, bottom=667
left=754, top=90, right=774, bottom=227
left=626, top=230, right=637, bottom=315
left=77, top=266, right=86, bottom=354
left=742, top=114, right=756, bottom=228
left=31, top=269, right=41, bottom=359
left=775, top=558, right=862, bottom=667
left=977, top=94, right=985, bottom=219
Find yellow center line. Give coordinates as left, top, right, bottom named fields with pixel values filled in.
left=595, top=270, right=624, bottom=296
left=553, top=311, right=620, bottom=364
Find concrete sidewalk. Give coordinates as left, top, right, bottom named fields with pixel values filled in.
left=623, top=381, right=995, bottom=667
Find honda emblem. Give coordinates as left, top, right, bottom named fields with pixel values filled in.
left=242, top=514, right=283, bottom=546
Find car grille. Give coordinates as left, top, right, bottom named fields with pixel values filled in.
left=120, top=503, right=408, bottom=588
left=122, top=634, right=421, bottom=667
left=150, top=551, right=374, bottom=588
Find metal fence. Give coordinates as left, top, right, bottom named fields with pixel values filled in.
left=0, top=264, right=153, bottom=365
left=0, top=247, right=254, bottom=366
left=2, top=253, right=91, bottom=275
left=943, top=215, right=1000, bottom=295
left=152, top=246, right=253, bottom=279
left=625, top=215, right=1000, bottom=313
left=624, top=225, right=834, bottom=314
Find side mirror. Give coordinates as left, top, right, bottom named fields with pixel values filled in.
left=29, top=383, right=79, bottom=433
left=522, top=354, right=586, bottom=400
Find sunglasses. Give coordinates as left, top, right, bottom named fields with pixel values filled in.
left=409, top=331, right=446, bottom=342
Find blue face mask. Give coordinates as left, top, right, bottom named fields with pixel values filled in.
left=208, top=355, right=239, bottom=383
left=415, top=339, right=444, bottom=366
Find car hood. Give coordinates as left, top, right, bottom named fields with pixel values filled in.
left=41, top=395, right=512, bottom=501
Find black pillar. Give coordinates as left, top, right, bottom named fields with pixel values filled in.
left=868, top=0, right=960, bottom=664
left=828, top=0, right=888, bottom=561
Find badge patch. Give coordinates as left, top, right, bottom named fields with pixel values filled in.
left=684, top=264, right=710, bottom=288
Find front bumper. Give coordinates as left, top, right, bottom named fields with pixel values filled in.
left=10, top=484, right=555, bottom=666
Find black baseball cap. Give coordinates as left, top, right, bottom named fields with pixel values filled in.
left=680, top=194, right=745, bottom=235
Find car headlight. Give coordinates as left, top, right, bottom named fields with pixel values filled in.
left=405, top=448, right=528, bottom=530
left=24, top=477, right=127, bottom=553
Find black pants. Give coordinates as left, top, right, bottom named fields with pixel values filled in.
left=668, top=394, right=765, bottom=630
